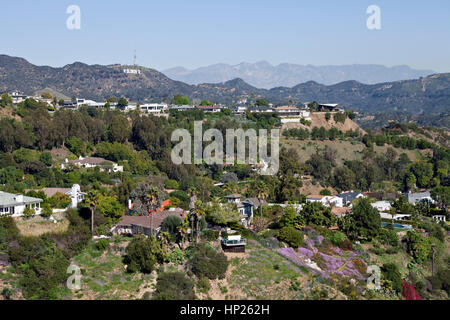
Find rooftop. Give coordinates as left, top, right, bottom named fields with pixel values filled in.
left=0, top=191, right=43, bottom=207
left=117, top=208, right=187, bottom=230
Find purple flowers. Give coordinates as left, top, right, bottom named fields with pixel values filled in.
left=278, top=240, right=367, bottom=280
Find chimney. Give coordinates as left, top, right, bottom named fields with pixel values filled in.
left=128, top=199, right=132, bottom=210
left=14, top=194, right=23, bottom=202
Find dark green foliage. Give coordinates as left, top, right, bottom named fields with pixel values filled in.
left=95, top=239, right=110, bottom=252
left=188, top=243, right=228, bottom=280
left=381, top=263, right=403, bottom=293
left=406, top=231, right=432, bottom=263
left=161, top=215, right=182, bottom=234
left=201, top=229, right=220, bottom=241
left=153, top=272, right=195, bottom=300
left=347, top=198, right=381, bottom=241
left=124, top=236, right=167, bottom=274
left=378, top=228, right=399, bottom=247
left=8, top=236, right=70, bottom=299
left=277, top=227, right=304, bottom=248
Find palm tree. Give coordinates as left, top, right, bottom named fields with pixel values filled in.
left=84, top=190, right=102, bottom=236
left=255, top=181, right=269, bottom=219
left=177, top=217, right=190, bottom=249
left=145, top=187, right=160, bottom=236
left=193, top=201, right=206, bottom=244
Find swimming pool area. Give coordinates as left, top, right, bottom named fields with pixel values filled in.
left=381, top=222, right=413, bottom=229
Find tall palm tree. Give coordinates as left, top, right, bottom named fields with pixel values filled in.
left=84, top=190, right=102, bottom=236
left=177, top=217, right=190, bottom=249
left=145, top=187, right=160, bottom=236
left=193, top=201, right=206, bottom=244
left=255, top=181, right=269, bottom=219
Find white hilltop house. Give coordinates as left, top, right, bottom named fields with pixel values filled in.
left=0, top=191, right=43, bottom=217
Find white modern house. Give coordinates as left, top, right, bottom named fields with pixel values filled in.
left=0, top=191, right=43, bottom=217
left=306, top=195, right=344, bottom=208
left=139, top=103, right=168, bottom=114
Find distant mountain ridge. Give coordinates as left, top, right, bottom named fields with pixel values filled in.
left=0, top=55, right=449, bottom=124
left=163, top=61, right=435, bottom=88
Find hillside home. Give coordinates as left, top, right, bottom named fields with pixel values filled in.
left=169, top=105, right=195, bottom=111
left=139, top=103, right=168, bottom=114
left=111, top=208, right=187, bottom=236
left=9, top=91, right=28, bottom=104
left=195, top=105, right=222, bottom=113
left=61, top=156, right=123, bottom=173
left=247, top=105, right=273, bottom=113
left=331, top=207, right=351, bottom=218
left=371, top=201, right=392, bottom=212
left=306, top=195, right=343, bottom=208
left=0, top=192, right=43, bottom=217
left=28, top=184, right=86, bottom=209
left=230, top=105, right=247, bottom=114
left=405, top=191, right=434, bottom=205
left=317, top=103, right=345, bottom=113
left=224, top=194, right=258, bottom=227
left=337, top=191, right=366, bottom=205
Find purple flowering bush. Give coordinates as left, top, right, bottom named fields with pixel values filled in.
left=278, top=235, right=367, bottom=281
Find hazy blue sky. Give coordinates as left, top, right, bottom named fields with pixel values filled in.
left=1, top=0, right=449, bottom=72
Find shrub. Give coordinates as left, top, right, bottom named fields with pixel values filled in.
left=277, top=227, right=304, bottom=248
left=378, top=229, right=399, bottom=247
left=168, top=248, right=185, bottom=265
left=1, top=287, right=13, bottom=300
left=161, top=215, right=182, bottom=235
left=201, top=230, right=220, bottom=241
left=188, top=243, right=229, bottom=280
left=381, top=263, right=402, bottom=293
left=124, top=236, right=167, bottom=274
left=402, top=280, right=423, bottom=300
left=164, top=179, right=179, bottom=190
left=406, top=231, right=432, bottom=263
left=197, top=276, right=211, bottom=293
left=153, top=272, right=195, bottom=300
left=95, top=239, right=109, bottom=252
left=325, top=231, right=347, bottom=247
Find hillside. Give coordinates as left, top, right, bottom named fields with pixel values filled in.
left=1, top=55, right=449, bottom=125
left=282, top=113, right=365, bottom=134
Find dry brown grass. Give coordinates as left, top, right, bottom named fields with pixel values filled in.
left=15, top=215, right=70, bottom=237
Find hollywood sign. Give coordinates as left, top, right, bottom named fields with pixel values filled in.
left=123, top=69, right=141, bottom=75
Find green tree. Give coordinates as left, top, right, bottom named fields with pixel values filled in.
left=124, top=236, right=167, bottom=273
left=348, top=198, right=381, bottom=241
left=118, top=97, right=128, bottom=108
left=97, top=195, right=124, bottom=226
left=278, top=227, right=304, bottom=248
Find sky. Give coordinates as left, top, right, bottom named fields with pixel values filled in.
left=0, top=0, right=449, bottom=72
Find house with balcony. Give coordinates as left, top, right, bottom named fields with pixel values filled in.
left=0, top=191, right=43, bottom=217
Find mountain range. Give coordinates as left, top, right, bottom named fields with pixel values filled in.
left=0, top=55, right=449, bottom=124
left=163, top=61, right=435, bottom=89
